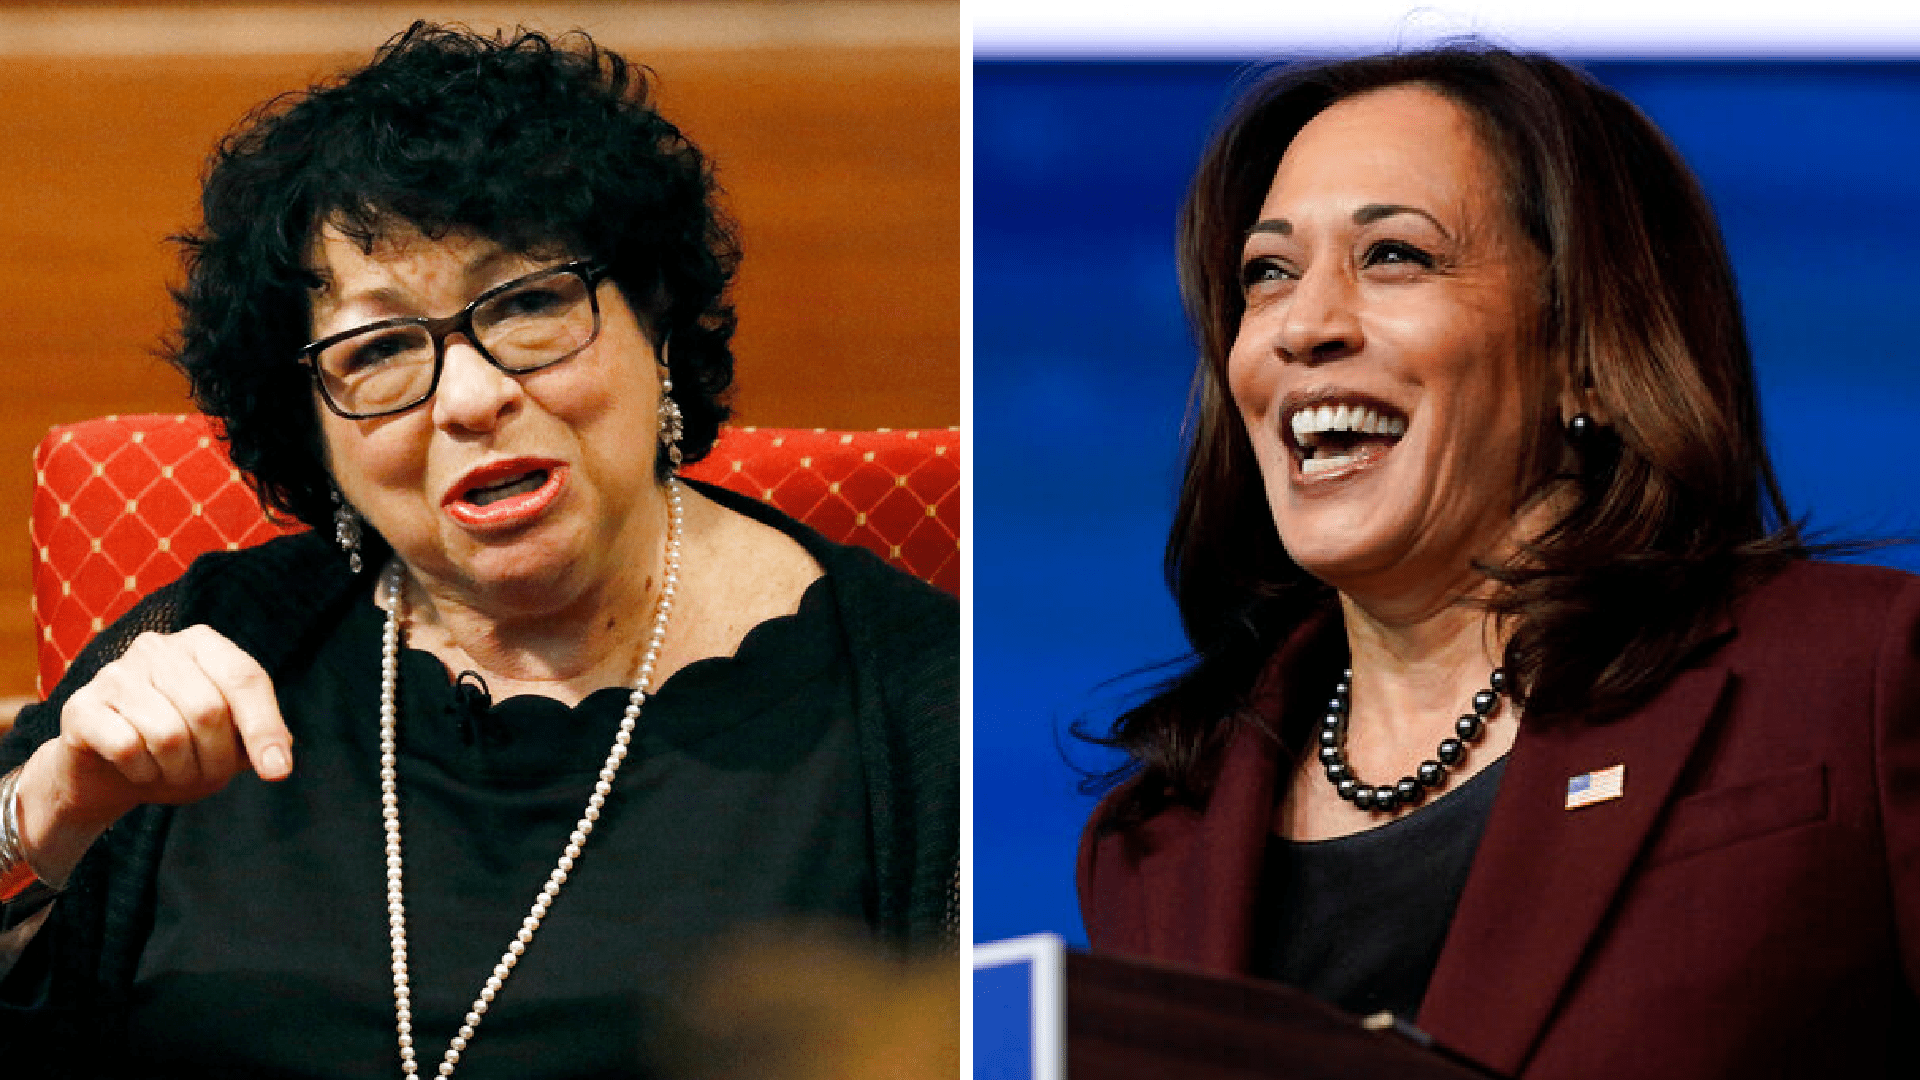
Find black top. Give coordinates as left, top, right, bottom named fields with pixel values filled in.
left=1250, top=757, right=1507, bottom=1021
left=0, top=480, right=957, bottom=1077
left=126, top=576, right=867, bottom=1078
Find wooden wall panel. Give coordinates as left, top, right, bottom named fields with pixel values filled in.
left=0, top=17, right=956, bottom=699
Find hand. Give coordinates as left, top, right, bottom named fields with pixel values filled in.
left=13, top=626, right=292, bottom=885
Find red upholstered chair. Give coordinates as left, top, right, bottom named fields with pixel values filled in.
left=30, top=414, right=959, bottom=696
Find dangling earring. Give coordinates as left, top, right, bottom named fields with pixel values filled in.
left=332, top=490, right=364, bottom=575
left=656, top=333, right=683, bottom=472
left=658, top=377, right=685, bottom=472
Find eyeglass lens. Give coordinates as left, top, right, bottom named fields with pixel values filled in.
left=313, top=268, right=598, bottom=417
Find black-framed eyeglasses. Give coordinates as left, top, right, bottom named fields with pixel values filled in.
left=298, top=260, right=610, bottom=419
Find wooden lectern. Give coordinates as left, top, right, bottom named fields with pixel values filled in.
left=975, top=936, right=1504, bottom=1079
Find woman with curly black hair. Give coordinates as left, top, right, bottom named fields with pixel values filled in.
left=0, top=22, right=955, bottom=1077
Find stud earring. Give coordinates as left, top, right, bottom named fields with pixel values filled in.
left=332, top=490, right=364, bottom=575
left=1565, top=412, right=1596, bottom=443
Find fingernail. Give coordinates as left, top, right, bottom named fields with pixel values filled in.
left=261, top=746, right=291, bottom=779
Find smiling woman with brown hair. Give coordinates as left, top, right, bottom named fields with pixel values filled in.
left=1079, top=46, right=1920, bottom=1079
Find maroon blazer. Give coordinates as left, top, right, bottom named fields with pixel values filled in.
left=1080, top=560, right=1920, bottom=1079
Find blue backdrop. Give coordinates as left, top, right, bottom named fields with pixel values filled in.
left=974, top=58, right=1920, bottom=947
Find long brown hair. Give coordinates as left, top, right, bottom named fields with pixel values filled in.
left=1093, top=45, right=1804, bottom=824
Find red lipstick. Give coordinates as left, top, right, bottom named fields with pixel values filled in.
left=442, top=458, right=569, bottom=530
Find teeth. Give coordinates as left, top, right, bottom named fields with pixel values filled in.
left=1300, top=440, right=1393, bottom=476
left=1289, top=403, right=1407, bottom=445
left=468, top=471, right=547, bottom=506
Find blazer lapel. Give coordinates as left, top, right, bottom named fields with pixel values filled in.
left=1119, top=718, right=1280, bottom=973
left=1129, top=612, right=1339, bottom=974
left=1418, top=660, right=1733, bottom=1075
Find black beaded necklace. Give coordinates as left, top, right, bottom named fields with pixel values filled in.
left=1318, top=667, right=1508, bottom=814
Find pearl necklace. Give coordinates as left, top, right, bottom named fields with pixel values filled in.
left=379, top=478, right=684, bottom=1078
left=1318, top=666, right=1507, bottom=814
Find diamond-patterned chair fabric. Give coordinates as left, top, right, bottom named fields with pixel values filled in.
left=31, top=414, right=959, bottom=696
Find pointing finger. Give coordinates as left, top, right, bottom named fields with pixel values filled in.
left=148, top=648, right=243, bottom=785
left=178, top=626, right=292, bottom=781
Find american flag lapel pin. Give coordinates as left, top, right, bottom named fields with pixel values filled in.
left=1566, top=764, right=1626, bottom=810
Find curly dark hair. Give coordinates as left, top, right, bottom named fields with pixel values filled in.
left=168, top=21, right=738, bottom=533
left=1090, top=45, right=1809, bottom=826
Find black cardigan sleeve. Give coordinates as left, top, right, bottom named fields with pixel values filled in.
left=827, top=541, right=960, bottom=951
left=0, top=532, right=357, bottom=1068
left=680, top=479, right=959, bottom=951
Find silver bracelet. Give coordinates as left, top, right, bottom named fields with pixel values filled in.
left=0, top=766, right=62, bottom=922
left=0, top=767, right=24, bottom=871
